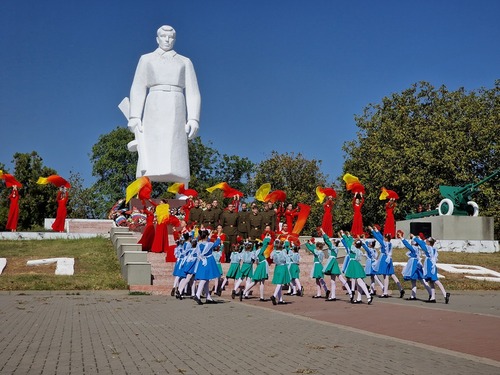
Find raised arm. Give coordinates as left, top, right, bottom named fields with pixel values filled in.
left=361, top=242, right=371, bottom=258
left=304, top=240, right=316, bottom=255
left=412, top=235, right=430, bottom=257
left=369, top=226, right=384, bottom=246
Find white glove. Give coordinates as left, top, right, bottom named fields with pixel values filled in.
left=128, top=118, right=143, bottom=133
left=185, top=119, right=199, bottom=140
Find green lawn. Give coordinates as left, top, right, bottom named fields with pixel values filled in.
left=391, top=247, right=500, bottom=291
left=0, top=238, right=127, bottom=291
left=0, top=238, right=499, bottom=291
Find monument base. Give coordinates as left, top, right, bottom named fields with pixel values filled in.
left=44, top=219, right=115, bottom=234
left=396, top=215, right=495, bottom=241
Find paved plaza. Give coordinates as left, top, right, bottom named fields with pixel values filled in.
left=0, top=290, right=499, bottom=374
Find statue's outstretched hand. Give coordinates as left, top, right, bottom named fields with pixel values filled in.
left=185, top=119, right=199, bottom=140
left=128, top=118, right=143, bottom=133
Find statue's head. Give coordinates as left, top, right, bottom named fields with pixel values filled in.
left=156, top=25, right=176, bottom=52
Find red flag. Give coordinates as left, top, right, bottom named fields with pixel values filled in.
left=264, top=190, right=286, bottom=203
left=1, top=173, right=23, bottom=188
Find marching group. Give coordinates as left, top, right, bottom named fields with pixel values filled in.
left=167, top=198, right=450, bottom=306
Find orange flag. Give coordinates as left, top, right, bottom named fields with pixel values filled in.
left=379, top=187, right=399, bottom=200
left=291, top=203, right=311, bottom=235
left=342, top=173, right=365, bottom=194
left=315, top=186, right=336, bottom=203
left=263, top=239, right=274, bottom=259
left=37, top=175, right=71, bottom=188
left=206, top=182, right=243, bottom=198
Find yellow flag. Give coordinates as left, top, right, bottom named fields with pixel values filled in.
left=255, top=183, right=271, bottom=202
left=379, top=187, right=389, bottom=200
left=156, top=203, right=170, bottom=224
left=206, top=182, right=227, bottom=193
left=316, top=186, right=326, bottom=203
left=126, top=177, right=148, bottom=203
left=167, top=183, right=183, bottom=194
left=36, top=177, right=49, bottom=185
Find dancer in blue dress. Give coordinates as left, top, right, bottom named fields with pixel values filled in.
left=176, top=235, right=199, bottom=300
left=361, top=239, right=385, bottom=295
left=413, top=234, right=450, bottom=304
left=171, top=232, right=191, bottom=296
left=193, top=230, right=221, bottom=305
left=397, top=232, right=432, bottom=300
left=369, top=226, right=405, bottom=298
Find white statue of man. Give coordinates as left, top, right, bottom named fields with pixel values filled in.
left=127, top=25, right=201, bottom=182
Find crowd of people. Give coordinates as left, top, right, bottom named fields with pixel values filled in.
left=167, top=207, right=450, bottom=307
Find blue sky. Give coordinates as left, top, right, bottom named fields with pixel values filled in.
left=1, top=1, right=499, bottom=188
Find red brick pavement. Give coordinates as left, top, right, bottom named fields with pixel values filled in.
left=240, top=294, right=500, bottom=363
left=129, top=250, right=500, bottom=364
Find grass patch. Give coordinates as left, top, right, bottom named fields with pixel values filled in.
left=391, top=247, right=500, bottom=291
left=128, top=291, right=151, bottom=296
left=0, top=239, right=498, bottom=291
left=0, top=238, right=127, bottom=291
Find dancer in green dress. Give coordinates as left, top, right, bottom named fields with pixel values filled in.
left=233, top=242, right=255, bottom=299
left=320, top=228, right=352, bottom=301
left=305, top=238, right=330, bottom=299
left=219, top=246, right=241, bottom=295
left=241, top=235, right=271, bottom=301
left=270, top=239, right=292, bottom=305
left=287, top=242, right=303, bottom=296
left=345, top=240, right=373, bottom=304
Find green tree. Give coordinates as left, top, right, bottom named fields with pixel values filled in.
left=67, top=171, right=98, bottom=219
left=339, top=81, right=500, bottom=237
left=186, top=138, right=254, bottom=196
left=252, top=151, right=328, bottom=235
left=11, top=152, right=58, bottom=229
left=90, top=127, right=137, bottom=218
left=89, top=128, right=255, bottom=215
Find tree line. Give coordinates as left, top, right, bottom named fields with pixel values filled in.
left=1, top=81, right=498, bottom=237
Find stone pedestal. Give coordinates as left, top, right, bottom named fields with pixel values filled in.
left=121, top=251, right=148, bottom=275
left=44, top=218, right=115, bottom=233
left=396, top=216, right=495, bottom=241
left=124, top=262, right=152, bottom=285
